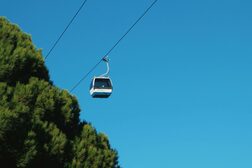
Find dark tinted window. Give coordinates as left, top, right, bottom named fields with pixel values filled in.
left=94, top=78, right=112, bottom=89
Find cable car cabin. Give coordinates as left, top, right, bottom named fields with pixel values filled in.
left=90, top=77, right=113, bottom=98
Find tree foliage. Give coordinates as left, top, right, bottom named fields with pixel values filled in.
left=0, top=17, right=120, bottom=168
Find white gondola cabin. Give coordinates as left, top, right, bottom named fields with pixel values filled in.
left=90, top=76, right=113, bottom=98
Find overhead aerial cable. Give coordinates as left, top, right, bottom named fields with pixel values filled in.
left=45, top=0, right=88, bottom=60
left=70, top=0, right=158, bottom=93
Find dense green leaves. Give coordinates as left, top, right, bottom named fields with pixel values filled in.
left=71, top=125, right=119, bottom=168
left=0, top=17, right=49, bottom=85
left=0, top=17, right=120, bottom=168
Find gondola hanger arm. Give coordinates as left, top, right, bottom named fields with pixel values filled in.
left=99, top=56, right=110, bottom=77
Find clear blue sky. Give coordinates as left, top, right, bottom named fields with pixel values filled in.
left=1, top=0, right=252, bottom=167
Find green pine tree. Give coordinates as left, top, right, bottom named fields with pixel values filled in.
left=0, top=17, right=120, bottom=168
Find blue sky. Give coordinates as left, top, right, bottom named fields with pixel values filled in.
left=1, top=0, right=252, bottom=167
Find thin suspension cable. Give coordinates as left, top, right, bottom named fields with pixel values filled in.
left=45, top=0, right=88, bottom=60
left=70, top=60, right=103, bottom=92
left=70, top=0, right=158, bottom=93
left=103, top=0, right=158, bottom=58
